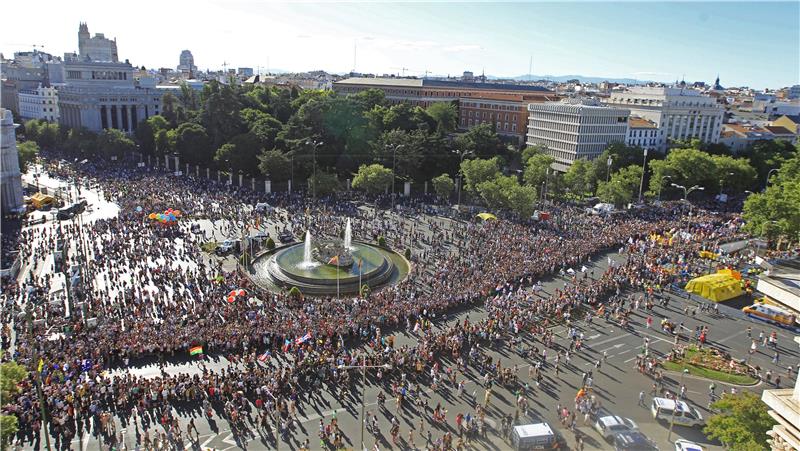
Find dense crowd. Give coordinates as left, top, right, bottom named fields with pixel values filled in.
left=1, top=155, right=756, bottom=450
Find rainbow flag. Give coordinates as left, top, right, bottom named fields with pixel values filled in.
left=327, top=255, right=339, bottom=265
left=189, top=346, right=204, bottom=356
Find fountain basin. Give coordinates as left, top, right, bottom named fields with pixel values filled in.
left=251, top=240, right=409, bottom=296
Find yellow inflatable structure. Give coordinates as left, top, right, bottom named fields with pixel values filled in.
left=685, top=270, right=743, bottom=302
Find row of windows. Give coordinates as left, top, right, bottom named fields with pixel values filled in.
left=462, top=102, right=520, bottom=111
left=92, top=71, right=128, bottom=80
left=629, top=129, right=657, bottom=137
left=464, top=111, right=518, bottom=122
left=628, top=138, right=657, bottom=147
left=462, top=118, right=518, bottom=132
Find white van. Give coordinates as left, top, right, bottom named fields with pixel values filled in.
left=651, top=398, right=704, bottom=427
left=512, top=422, right=563, bottom=450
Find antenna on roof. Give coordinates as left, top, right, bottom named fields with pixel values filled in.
left=528, top=55, right=532, bottom=81
left=352, top=40, right=357, bottom=73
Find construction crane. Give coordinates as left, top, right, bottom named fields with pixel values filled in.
left=390, top=67, right=410, bottom=77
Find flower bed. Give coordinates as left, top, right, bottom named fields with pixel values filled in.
left=662, top=346, right=758, bottom=385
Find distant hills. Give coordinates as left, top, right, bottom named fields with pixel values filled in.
left=493, top=74, right=655, bottom=85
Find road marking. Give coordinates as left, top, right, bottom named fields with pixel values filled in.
left=616, top=348, right=632, bottom=355
left=587, top=334, right=601, bottom=340
left=624, top=356, right=638, bottom=363
left=599, top=343, right=625, bottom=353
left=717, top=330, right=746, bottom=344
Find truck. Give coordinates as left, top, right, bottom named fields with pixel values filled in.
left=512, top=422, right=562, bottom=450
left=588, top=203, right=615, bottom=216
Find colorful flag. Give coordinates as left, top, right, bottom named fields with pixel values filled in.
left=327, top=255, right=339, bottom=265
left=295, top=332, right=312, bottom=345
left=282, top=339, right=291, bottom=353
left=258, top=351, right=271, bottom=362
left=37, top=358, right=44, bottom=373
left=189, top=346, right=204, bottom=356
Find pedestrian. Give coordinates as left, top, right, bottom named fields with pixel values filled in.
left=638, top=391, right=646, bottom=407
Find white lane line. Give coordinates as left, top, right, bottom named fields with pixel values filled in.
left=616, top=348, right=632, bottom=355
left=587, top=334, right=601, bottom=340
left=717, top=330, right=746, bottom=344
left=624, top=356, right=638, bottom=363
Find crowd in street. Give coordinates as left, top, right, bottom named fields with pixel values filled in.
left=0, top=154, right=767, bottom=450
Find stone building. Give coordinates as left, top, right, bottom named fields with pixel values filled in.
left=1, top=108, right=24, bottom=214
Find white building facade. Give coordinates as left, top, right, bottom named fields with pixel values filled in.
left=18, top=84, right=60, bottom=122
left=1, top=109, right=24, bottom=214
left=625, top=117, right=661, bottom=151
left=762, top=336, right=800, bottom=451
left=527, top=99, right=630, bottom=172
left=607, top=87, right=723, bottom=151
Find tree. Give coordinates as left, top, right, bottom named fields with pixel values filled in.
left=250, top=115, right=283, bottom=151
left=307, top=170, right=340, bottom=196
left=460, top=157, right=501, bottom=194
left=426, top=102, right=458, bottom=134
left=476, top=174, right=537, bottom=217
left=0, top=362, right=27, bottom=400
left=214, top=132, right=263, bottom=175
left=740, top=140, right=797, bottom=188
left=523, top=153, right=555, bottom=189
left=17, top=141, right=39, bottom=173
left=96, top=128, right=135, bottom=159
left=596, top=164, right=642, bottom=207
left=431, top=173, right=455, bottom=200
left=743, top=154, right=800, bottom=244
left=0, top=415, right=18, bottom=450
left=371, top=129, right=424, bottom=181
left=258, top=149, right=292, bottom=182
left=711, top=154, right=758, bottom=195
left=35, top=122, right=63, bottom=149
left=563, top=158, right=593, bottom=197
left=454, top=123, right=505, bottom=160
left=505, top=182, right=537, bottom=218
left=171, top=123, right=213, bottom=165
left=704, top=392, right=775, bottom=450
left=521, top=145, right=547, bottom=165
left=352, top=164, right=393, bottom=195
left=63, top=127, right=97, bottom=156
left=647, top=147, right=717, bottom=196
left=135, top=115, right=169, bottom=157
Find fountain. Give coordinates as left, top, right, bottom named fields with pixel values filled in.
left=251, top=219, right=410, bottom=296
left=297, top=231, right=319, bottom=269
left=344, top=218, right=352, bottom=250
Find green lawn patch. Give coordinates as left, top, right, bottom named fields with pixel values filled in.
left=200, top=241, right=218, bottom=253
left=662, top=346, right=758, bottom=385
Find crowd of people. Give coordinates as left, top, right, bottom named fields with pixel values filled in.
left=0, top=153, right=766, bottom=450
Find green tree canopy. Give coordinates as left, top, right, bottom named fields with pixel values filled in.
left=712, top=154, right=758, bottom=194
left=454, top=123, right=504, bottom=160
left=135, top=115, right=169, bottom=157
left=460, top=157, right=501, bottom=194
left=0, top=362, right=27, bottom=400
left=431, top=173, right=455, bottom=200
left=371, top=129, right=424, bottom=181
left=17, top=141, right=39, bottom=173
left=171, top=123, right=213, bottom=165
left=704, top=391, right=775, bottom=450
left=258, top=149, right=292, bottom=182
left=96, top=129, right=135, bottom=159
left=743, top=154, right=800, bottom=244
left=523, top=153, right=555, bottom=189
left=476, top=174, right=537, bottom=217
left=596, top=164, right=643, bottom=207
left=563, top=158, right=593, bottom=197
left=521, top=145, right=547, bottom=165
left=426, top=102, right=458, bottom=134
left=0, top=415, right=18, bottom=450
left=352, top=164, right=394, bottom=195
left=308, top=170, right=340, bottom=197
left=214, top=132, right=263, bottom=175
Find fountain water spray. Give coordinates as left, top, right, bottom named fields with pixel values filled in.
left=344, top=218, right=352, bottom=250
left=298, top=230, right=318, bottom=268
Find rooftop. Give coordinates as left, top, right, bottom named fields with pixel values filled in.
left=765, top=125, right=796, bottom=135
left=335, top=77, right=552, bottom=93
left=628, top=117, right=658, bottom=128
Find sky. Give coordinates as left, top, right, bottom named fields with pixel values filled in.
left=2, top=1, right=798, bottom=89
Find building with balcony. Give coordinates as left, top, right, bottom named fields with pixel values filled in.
left=459, top=92, right=559, bottom=145
left=626, top=116, right=661, bottom=151
left=527, top=98, right=630, bottom=172
left=606, top=87, right=723, bottom=151
left=18, top=84, right=60, bottom=122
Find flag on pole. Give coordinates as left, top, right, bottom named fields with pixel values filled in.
left=258, top=351, right=271, bottom=362
left=189, top=345, right=204, bottom=356
left=328, top=255, right=339, bottom=265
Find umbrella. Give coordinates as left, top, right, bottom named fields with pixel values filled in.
left=476, top=212, right=497, bottom=221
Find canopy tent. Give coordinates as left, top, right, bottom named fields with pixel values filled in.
left=476, top=212, right=497, bottom=221
left=685, top=270, right=743, bottom=302
left=30, top=192, right=55, bottom=209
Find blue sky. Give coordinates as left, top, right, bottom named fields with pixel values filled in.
left=3, top=1, right=798, bottom=88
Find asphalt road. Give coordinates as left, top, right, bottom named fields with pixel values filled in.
left=54, top=249, right=799, bottom=451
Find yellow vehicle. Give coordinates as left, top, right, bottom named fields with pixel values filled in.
left=742, top=302, right=798, bottom=327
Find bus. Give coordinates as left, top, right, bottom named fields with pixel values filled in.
left=742, top=302, right=799, bottom=328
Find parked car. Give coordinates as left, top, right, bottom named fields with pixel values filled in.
left=511, top=422, right=563, bottom=450
left=278, top=231, right=295, bottom=244
left=651, top=398, right=704, bottom=427
left=613, top=431, right=658, bottom=450
left=594, top=416, right=638, bottom=440
left=674, top=439, right=704, bottom=451
left=216, top=240, right=240, bottom=256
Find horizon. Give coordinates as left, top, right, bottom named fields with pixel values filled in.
left=2, top=1, right=799, bottom=90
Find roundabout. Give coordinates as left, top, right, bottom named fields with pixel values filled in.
left=251, top=228, right=410, bottom=296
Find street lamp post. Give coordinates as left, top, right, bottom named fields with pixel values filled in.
left=638, top=148, right=648, bottom=203
left=390, top=144, right=404, bottom=210
left=658, top=176, right=672, bottom=202
left=337, top=359, right=392, bottom=451
left=667, top=369, right=690, bottom=442
left=765, top=168, right=779, bottom=191
left=606, top=155, right=613, bottom=183
left=671, top=183, right=704, bottom=227
left=719, top=172, right=735, bottom=197
left=306, top=140, right=323, bottom=199
left=454, top=149, right=473, bottom=207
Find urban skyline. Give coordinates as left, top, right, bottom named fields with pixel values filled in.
left=2, top=1, right=798, bottom=89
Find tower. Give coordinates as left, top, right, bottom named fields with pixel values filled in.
left=78, top=22, right=89, bottom=56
